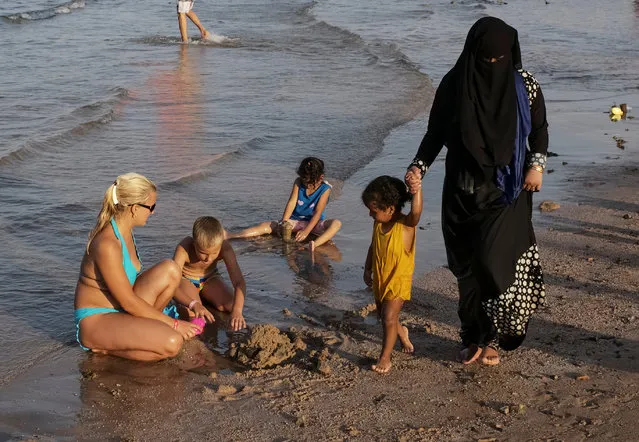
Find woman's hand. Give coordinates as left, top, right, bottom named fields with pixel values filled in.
left=363, top=268, right=373, bottom=287
left=192, top=302, right=215, bottom=323
left=229, top=310, right=246, bottom=331
left=523, top=168, right=543, bottom=192
left=175, top=319, right=203, bottom=340
left=404, top=166, right=422, bottom=195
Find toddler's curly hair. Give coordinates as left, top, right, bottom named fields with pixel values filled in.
left=362, top=175, right=409, bottom=212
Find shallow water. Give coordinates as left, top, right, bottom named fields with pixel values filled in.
left=0, top=0, right=638, bottom=389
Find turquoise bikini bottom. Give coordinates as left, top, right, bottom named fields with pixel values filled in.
left=75, top=304, right=180, bottom=351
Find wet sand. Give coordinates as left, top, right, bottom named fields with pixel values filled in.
left=2, top=110, right=638, bottom=441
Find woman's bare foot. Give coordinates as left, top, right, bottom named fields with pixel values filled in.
left=372, top=357, right=392, bottom=374
left=398, top=325, right=414, bottom=354
left=459, top=344, right=482, bottom=365
left=202, top=30, right=212, bottom=40
left=480, top=346, right=500, bottom=366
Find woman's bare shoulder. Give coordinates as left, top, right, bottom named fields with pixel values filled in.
left=90, top=228, right=120, bottom=255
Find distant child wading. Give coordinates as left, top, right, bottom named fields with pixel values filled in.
left=176, top=0, right=211, bottom=42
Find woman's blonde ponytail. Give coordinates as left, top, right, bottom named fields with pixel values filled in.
left=86, top=173, right=156, bottom=253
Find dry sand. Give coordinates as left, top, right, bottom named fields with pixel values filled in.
left=61, top=161, right=638, bottom=442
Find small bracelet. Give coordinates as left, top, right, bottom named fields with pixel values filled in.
left=188, top=299, right=200, bottom=310
left=530, top=165, right=544, bottom=173
left=173, top=319, right=179, bottom=330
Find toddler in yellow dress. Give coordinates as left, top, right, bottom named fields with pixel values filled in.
left=362, top=175, right=422, bottom=373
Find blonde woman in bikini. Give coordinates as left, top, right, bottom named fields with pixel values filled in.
left=74, top=173, right=201, bottom=361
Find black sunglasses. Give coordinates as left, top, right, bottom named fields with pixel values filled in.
left=135, top=203, right=156, bottom=212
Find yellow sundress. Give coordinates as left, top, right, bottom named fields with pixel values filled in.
left=371, top=219, right=416, bottom=303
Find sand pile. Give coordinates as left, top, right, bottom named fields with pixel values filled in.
left=229, top=324, right=302, bottom=369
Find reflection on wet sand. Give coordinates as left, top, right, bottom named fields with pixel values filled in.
left=285, top=241, right=342, bottom=299
left=76, top=335, right=240, bottom=437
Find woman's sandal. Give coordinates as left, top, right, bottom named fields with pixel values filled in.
left=460, top=344, right=482, bottom=365
left=479, top=345, right=500, bottom=366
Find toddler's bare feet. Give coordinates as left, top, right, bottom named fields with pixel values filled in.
left=480, top=346, right=500, bottom=366
left=398, top=325, right=414, bottom=354
left=372, top=357, right=392, bottom=374
left=459, top=344, right=482, bottom=365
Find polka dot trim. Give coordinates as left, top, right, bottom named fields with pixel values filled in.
left=482, top=244, right=545, bottom=337
left=409, top=157, right=428, bottom=178
left=518, top=69, right=540, bottom=107
left=526, top=152, right=547, bottom=170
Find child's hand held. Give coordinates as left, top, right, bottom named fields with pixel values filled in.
left=404, top=168, right=422, bottom=195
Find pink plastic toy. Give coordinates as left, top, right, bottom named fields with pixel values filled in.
left=190, top=317, right=206, bottom=335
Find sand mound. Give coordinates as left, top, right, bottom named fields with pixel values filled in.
left=229, top=324, right=298, bottom=369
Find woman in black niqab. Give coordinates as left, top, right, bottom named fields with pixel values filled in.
left=405, top=17, right=549, bottom=366
left=457, top=17, right=520, bottom=172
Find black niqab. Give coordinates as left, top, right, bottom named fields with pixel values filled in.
left=452, top=17, right=522, bottom=171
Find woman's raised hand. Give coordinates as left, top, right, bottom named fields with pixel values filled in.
left=405, top=166, right=422, bottom=195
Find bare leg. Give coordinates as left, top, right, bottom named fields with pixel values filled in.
left=173, top=278, right=202, bottom=308
left=310, top=241, right=342, bottom=262
left=178, top=13, right=189, bottom=42
left=79, top=313, right=183, bottom=361
left=132, top=259, right=182, bottom=310
left=200, top=277, right=234, bottom=312
left=77, top=259, right=184, bottom=361
left=227, top=221, right=279, bottom=239
left=309, top=219, right=341, bottom=249
left=372, top=299, right=404, bottom=374
left=186, top=11, right=210, bottom=39
left=398, top=323, right=414, bottom=354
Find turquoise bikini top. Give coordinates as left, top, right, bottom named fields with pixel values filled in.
left=110, top=218, right=141, bottom=285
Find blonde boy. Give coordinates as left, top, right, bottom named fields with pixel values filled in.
left=173, top=216, right=246, bottom=331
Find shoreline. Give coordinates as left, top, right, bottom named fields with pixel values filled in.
left=2, top=104, right=638, bottom=442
